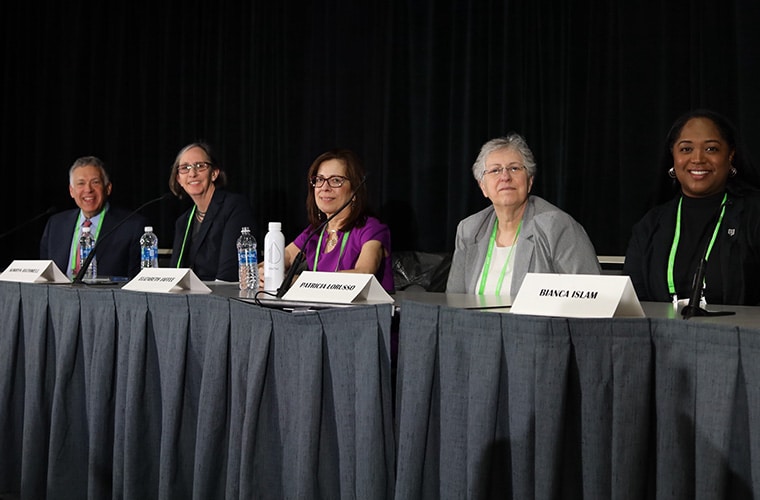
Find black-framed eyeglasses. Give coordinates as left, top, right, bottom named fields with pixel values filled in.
left=310, top=175, right=349, bottom=188
left=482, top=164, right=526, bottom=178
left=177, top=162, right=212, bottom=175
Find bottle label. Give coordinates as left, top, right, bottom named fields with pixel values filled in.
left=142, top=247, right=157, bottom=260
left=238, top=249, right=257, bottom=265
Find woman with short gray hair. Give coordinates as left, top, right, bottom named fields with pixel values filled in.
left=447, top=133, right=600, bottom=297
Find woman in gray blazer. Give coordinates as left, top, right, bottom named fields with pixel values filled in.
left=446, top=133, right=600, bottom=297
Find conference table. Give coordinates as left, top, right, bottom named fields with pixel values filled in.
left=1, top=281, right=759, bottom=499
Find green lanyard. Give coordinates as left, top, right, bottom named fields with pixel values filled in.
left=478, top=218, right=522, bottom=296
left=176, top=205, right=196, bottom=268
left=666, top=193, right=727, bottom=299
left=314, top=227, right=350, bottom=272
left=69, top=208, right=107, bottom=272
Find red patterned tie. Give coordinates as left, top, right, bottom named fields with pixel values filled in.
left=74, top=219, right=92, bottom=274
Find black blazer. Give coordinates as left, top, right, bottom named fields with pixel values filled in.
left=170, top=189, right=255, bottom=281
left=624, top=191, right=760, bottom=306
left=40, top=205, right=147, bottom=278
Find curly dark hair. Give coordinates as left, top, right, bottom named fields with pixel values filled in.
left=657, top=109, right=760, bottom=201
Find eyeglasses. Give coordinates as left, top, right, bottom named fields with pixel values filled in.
left=177, top=162, right=212, bottom=175
left=483, top=165, right=526, bottom=178
left=310, top=175, right=349, bottom=188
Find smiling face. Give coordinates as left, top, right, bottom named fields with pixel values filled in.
left=672, top=117, right=735, bottom=198
left=314, top=158, right=353, bottom=217
left=478, top=147, right=534, bottom=210
left=175, top=146, right=218, bottom=199
left=69, top=165, right=112, bottom=218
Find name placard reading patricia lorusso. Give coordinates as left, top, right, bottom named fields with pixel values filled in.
left=282, top=271, right=393, bottom=304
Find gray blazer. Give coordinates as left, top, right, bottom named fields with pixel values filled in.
left=446, top=196, right=601, bottom=296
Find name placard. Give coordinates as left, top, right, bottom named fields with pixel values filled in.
left=0, top=260, right=70, bottom=284
left=121, top=268, right=211, bottom=294
left=510, top=273, right=644, bottom=318
left=282, top=271, right=393, bottom=304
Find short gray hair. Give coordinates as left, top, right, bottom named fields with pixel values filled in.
left=69, top=156, right=110, bottom=186
left=471, top=133, right=537, bottom=181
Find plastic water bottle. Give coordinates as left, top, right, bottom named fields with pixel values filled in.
left=237, top=226, right=258, bottom=291
left=264, top=222, right=285, bottom=291
left=79, top=226, right=97, bottom=280
left=140, top=226, right=159, bottom=269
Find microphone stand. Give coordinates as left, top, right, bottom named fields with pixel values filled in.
left=681, top=199, right=735, bottom=319
left=73, top=193, right=173, bottom=284
left=0, top=206, right=57, bottom=239
left=275, top=176, right=367, bottom=298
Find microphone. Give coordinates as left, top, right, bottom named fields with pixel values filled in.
left=275, top=176, right=367, bottom=298
left=0, top=206, right=56, bottom=239
left=73, top=192, right=173, bottom=284
left=681, top=198, right=736, bottom=319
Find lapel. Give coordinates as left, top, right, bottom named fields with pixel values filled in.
left=718, top=194, right=740, bottom=280
left=59, top=209, right=81, bottom=269
left=191, top=190, right=222, bottom=256
left=510, top=197, right=535, bottom=290
left=466, top=207, right=496, bottom=293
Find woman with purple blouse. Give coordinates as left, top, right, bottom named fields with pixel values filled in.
left=262, top=149, right=394, bottom=292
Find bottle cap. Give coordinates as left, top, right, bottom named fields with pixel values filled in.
left=145, top=226, right=153, bottom=232
left=268, top=222, right=281, bottom=231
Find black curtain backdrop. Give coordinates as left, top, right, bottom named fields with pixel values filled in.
left=2, top=1, right=759, bottom=269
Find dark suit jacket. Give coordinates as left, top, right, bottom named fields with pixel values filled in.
left=170, top=189, right=255, bottom=281
left=40, top=205, right=147, bottom=278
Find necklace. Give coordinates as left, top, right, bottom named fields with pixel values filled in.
left=325, top=229, right=338, bottom=251
left=314, top=228, right=350, bottom=271
left=195, top=209, right=206, bottom=222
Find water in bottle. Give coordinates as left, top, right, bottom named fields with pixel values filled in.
left=79, top=226, right=97, bottom=280
left=237, top=226, right=258, bottom=291
left=264, top=222, right=285, bottom=291
left=140, top=226, right=159, bottom=269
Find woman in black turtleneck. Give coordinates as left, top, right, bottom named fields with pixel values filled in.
left=624, top=109, right=760, bottom=306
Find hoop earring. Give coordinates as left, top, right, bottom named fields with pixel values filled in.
left=730, top=166, right=738, bottom=178
left=668, top=167, right=676, bottom=179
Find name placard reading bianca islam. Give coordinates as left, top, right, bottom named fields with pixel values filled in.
left=510, top=273, right=644, bottom=318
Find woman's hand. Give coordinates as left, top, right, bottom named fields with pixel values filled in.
left=257, top=261, right=265, bottom=289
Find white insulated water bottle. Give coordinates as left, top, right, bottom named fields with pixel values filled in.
left=264, top=222, right=285, bottom=291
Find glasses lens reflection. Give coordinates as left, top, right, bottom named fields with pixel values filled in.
left=310, top=175, right=347, bottom=188
left=178, top=162, right=211, bottom=175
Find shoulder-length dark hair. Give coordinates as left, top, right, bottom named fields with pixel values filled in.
left=305, top=149, right=369, bottom=230
left=168, top=141, right=228, bottom=198
left=657, top=109, right=760, bottom=202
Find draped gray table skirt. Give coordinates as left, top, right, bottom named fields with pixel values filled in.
left=394, top=301, right=760, bottom=499
left=3, top=282, right=760, bottom=499
left=0, top=282, right=394, bottom=499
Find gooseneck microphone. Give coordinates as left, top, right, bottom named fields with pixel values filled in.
left=681, top=198, right=735, bottom=319
left=0, top=206, right=57, bottom=240
left=73, top=192, right=173, bottom=284
left=275, top=176, right=368, bottom=298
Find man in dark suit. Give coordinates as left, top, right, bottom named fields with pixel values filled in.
left=40, top=156, right=146, bottom=279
